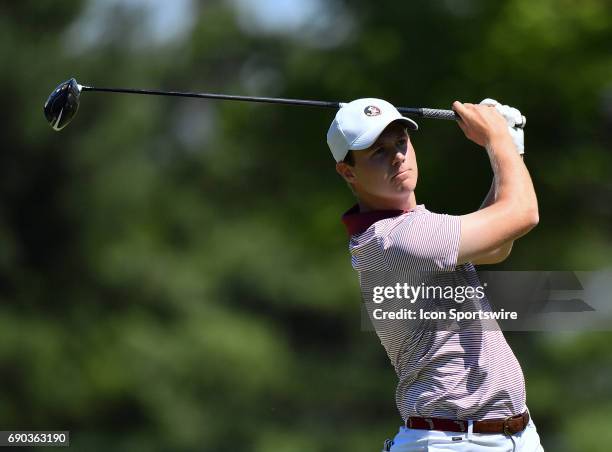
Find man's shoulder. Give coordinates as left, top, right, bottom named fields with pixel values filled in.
left=371, top=206, right=456, bottom=240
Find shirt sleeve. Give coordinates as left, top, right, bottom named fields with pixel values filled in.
left=382, top=211, right=461, bottom=271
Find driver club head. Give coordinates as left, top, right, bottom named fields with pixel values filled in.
left=44, top=78, right=82, bottom=131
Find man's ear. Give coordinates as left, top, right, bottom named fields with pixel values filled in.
left=336, top=162, right=357, bottom=184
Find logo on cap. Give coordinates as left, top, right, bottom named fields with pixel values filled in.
left=364, top=105, right=381, bottom=116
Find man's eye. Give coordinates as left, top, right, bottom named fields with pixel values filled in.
left=398, top=139, right=407, bottom=145
left=374, top=147, right=385, bottom=155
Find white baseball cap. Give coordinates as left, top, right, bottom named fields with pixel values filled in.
left=327, top=98, right=418, bottom=162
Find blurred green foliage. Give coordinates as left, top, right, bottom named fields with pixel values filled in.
left=0, top=0, right=611, bottom=450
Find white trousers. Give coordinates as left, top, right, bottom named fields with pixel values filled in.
left=383, top=418, right=544, bottom=452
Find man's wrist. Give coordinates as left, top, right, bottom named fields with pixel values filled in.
left=485, top=134, right=515, bottom=155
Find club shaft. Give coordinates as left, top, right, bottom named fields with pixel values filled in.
left=80, top=85, right=460, bottom=122
left=81, top=85, right=342, bottom=110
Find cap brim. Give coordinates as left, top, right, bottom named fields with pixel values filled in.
left=349, top=116, right=418, bottom=151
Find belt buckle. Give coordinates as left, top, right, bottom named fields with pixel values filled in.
left=502, top=414, right=519, bottom=436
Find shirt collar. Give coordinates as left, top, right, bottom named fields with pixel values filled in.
left=341, top=203, right=421, bottom=236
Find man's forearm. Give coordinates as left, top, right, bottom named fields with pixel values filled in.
left=485, top=140, right=537, bottom=234
left=479, top=155, right=524, bottom=210
left=479, top=178, right=496, bottom=210
left=474, top=155, right=529, bottom=264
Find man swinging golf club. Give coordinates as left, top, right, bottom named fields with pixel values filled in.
left=328, top=98, right=544, bottom=451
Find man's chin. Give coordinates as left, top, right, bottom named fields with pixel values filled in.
left=393, top=181, right=417, bottom=193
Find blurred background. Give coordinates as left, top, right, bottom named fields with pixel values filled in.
left=1, top=0, right=611, bottom=450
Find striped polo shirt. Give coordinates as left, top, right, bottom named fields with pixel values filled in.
left=342, top=204, right=526, bottom=421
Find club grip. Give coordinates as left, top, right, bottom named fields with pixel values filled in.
left=419, top=108, right=458, bottom=122
left=397, top=106, right=526, bottom=129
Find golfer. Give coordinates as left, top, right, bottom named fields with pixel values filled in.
left=327, top=98, right=544, bottom=451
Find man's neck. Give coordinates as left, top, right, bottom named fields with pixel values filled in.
left=357, top=191, right=417, bottom=213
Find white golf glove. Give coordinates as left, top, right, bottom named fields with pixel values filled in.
left=480, top=98, right=525, bottom=154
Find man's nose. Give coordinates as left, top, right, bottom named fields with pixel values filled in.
left=392, top=148, right=406, bottom=165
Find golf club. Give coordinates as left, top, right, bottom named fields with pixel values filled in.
left=44, top=78, right=526, bottom=131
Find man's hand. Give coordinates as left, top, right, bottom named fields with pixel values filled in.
left=452, top=101, right=511, bottom=149
left=479, top=98, right=525, bottom=154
